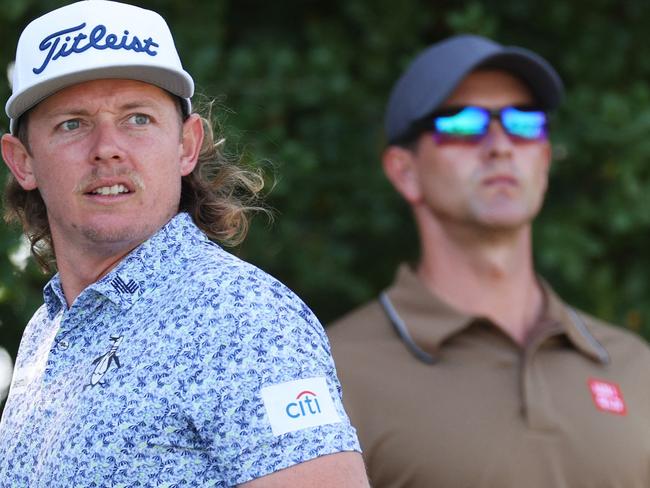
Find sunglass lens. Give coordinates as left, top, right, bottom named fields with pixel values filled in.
left=502, top=107, right=547, bottom=139
left=434, top=107, right=489, bottom=139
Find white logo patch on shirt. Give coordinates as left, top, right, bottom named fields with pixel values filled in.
left=261, top=376, right=341, bottom=436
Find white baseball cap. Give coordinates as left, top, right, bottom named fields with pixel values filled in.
left=6, top=0, right=194, bottom=134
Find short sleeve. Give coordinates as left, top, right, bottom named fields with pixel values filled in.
left=183, top=273, right=361, bottom=485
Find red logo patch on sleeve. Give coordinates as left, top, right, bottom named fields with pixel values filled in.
left=588, top=379, right=627, bottom=415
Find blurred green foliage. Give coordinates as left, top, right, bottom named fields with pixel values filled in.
left=2, top=0, right=650, bottom=387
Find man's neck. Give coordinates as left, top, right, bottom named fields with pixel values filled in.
left=415, top=219, right=544, bottom=345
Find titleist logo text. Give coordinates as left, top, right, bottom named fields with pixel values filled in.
left=33, top=23, right=159, bottom=75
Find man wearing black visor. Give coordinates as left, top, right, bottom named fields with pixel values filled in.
left=328, top=34, right=650, bottom=487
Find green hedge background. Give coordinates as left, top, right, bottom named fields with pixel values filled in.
left=2, top=0, right=650, bottom=410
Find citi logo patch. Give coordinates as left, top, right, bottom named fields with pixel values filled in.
left=261, top=377, right=341, bottom=436
left=588, top=378, right=627, bottom=415
left=286, top=390, right=322, bottom=418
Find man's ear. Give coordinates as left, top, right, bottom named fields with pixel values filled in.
left=179, top=114, right=204, bottom=176
left=382, top=145, right=422, bottom=205
left=1, top=134, right=37, bottom=190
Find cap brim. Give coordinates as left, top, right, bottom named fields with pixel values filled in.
left=7, top=64, right=193, bottom=121
left=412, top=48, right=564, bottom=125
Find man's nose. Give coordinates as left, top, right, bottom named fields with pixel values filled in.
left=90, top=121, right=127, bottom=163
left=481, top=119, right=514, bottom=159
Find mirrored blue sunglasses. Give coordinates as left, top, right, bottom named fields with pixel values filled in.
left=429, top=106, right=548, bottom=142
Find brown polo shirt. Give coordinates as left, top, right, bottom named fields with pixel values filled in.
left=328, top=264, right=650, bottom=488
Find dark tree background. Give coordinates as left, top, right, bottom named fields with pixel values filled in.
left=2, top=0, right=650, bottom=412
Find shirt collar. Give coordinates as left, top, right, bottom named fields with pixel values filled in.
left=383, top=263, right=610, bottom=364
left=43, top=275, right=66, bottom=319
left=541, top=281, right=610, bottom=363
left=43, top=213, right=208, bottom=318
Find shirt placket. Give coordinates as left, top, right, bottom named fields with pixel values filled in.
left=43, top=298, right=103, bottom=389
left=520, top=328, right=563, bottom=431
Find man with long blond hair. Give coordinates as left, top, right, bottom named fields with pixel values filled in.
left=0, top=2, right=368, bottom=487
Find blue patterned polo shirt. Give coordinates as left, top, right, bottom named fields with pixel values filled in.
left=0, top=213, right=360, bottom=487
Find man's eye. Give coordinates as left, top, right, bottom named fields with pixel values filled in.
left=61, top=119, right=81, bottom=131
left=129, top=114, right=150, bottom=125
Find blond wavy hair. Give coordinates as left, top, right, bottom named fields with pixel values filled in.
left=3, top=98, right=267, bottom=272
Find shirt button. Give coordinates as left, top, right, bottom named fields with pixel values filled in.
left=58, top=340, right=69, bottom=351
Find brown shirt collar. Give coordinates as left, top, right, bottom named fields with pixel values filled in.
left=383, top=263, right=610, bottom=364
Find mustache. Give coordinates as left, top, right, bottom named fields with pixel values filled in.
left=74, top=168, right=145, bottom=193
